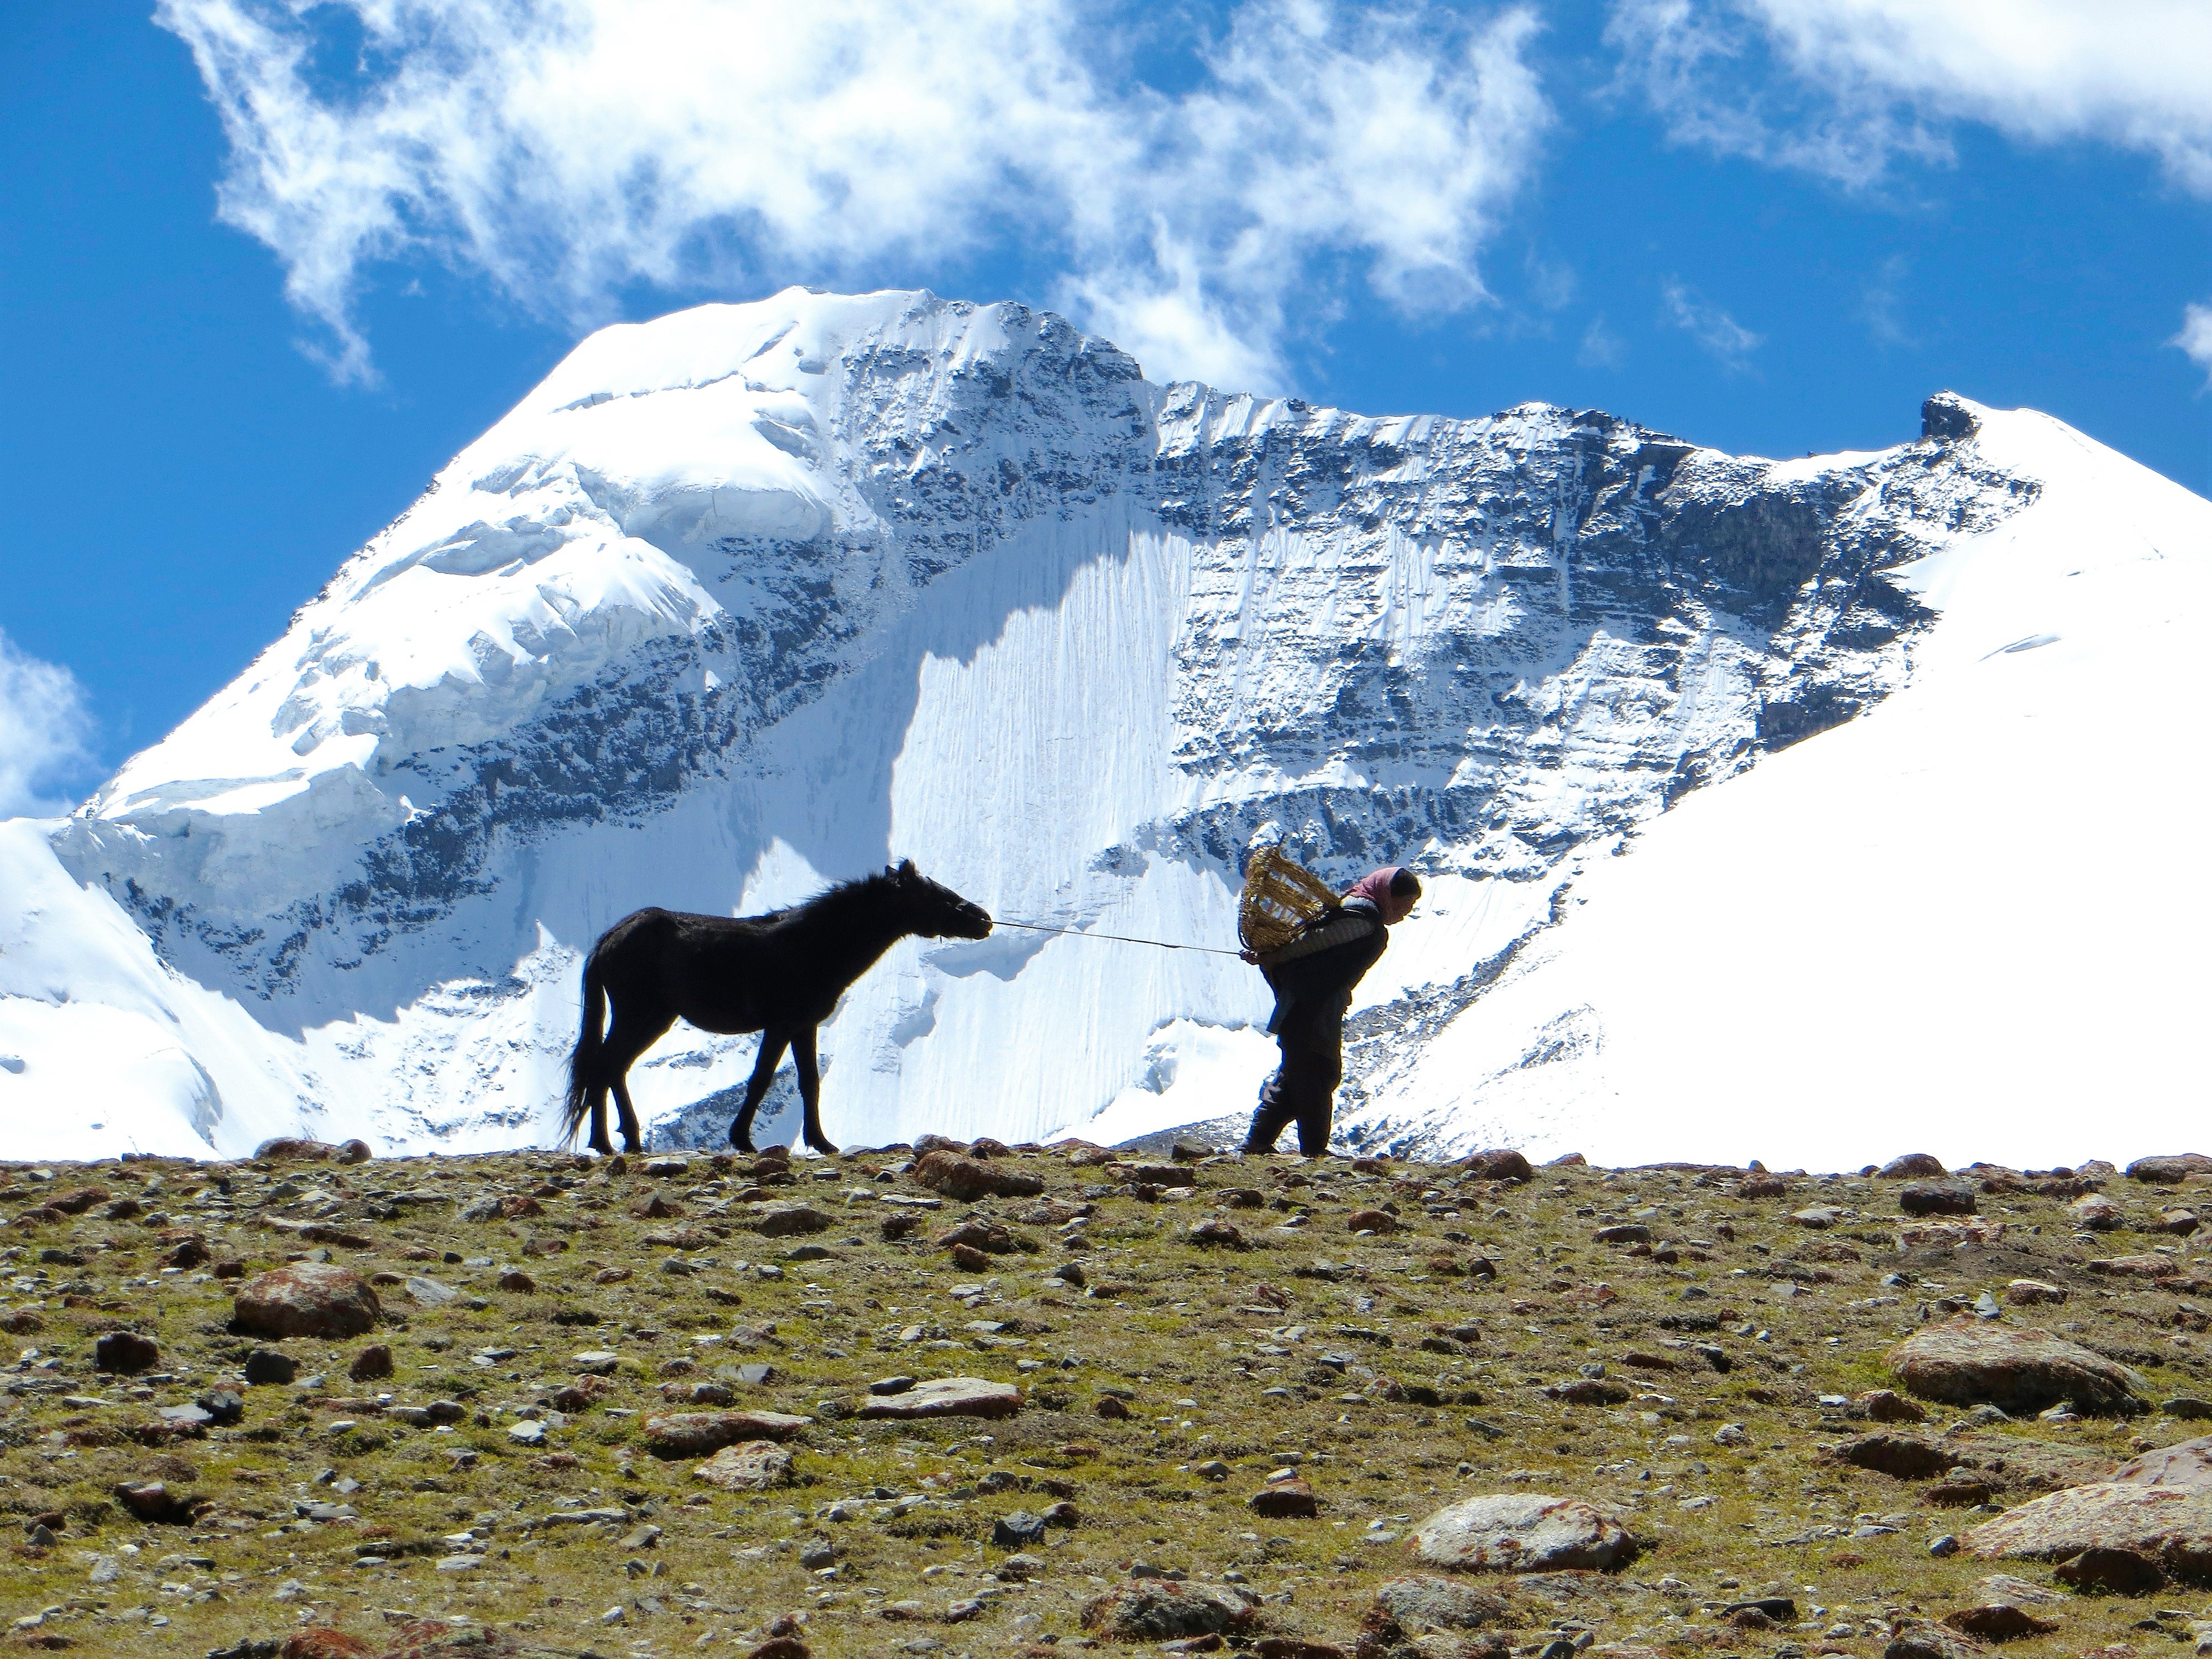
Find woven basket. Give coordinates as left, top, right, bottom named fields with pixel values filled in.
left=1237, top=846, right=1340, bottom=955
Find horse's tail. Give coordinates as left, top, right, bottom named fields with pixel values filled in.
left=561, top=954, right=607, bottom=1145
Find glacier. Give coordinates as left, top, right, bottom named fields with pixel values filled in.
left=2, top=287, right=2204, bottom=1168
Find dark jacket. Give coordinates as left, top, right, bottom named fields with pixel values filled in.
left=1258, top=896, right=1388, bottom=1051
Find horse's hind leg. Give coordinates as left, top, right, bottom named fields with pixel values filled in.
left=601, top=1001, right=674, bottom=1156
left=794, top=1026, right=836, bottom=1156
left=586, top=1087, right=614, bottom=1157
left=731, top=1030, right=790, bottom=1154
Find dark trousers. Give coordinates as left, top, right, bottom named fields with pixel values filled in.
left=1244, top=1039, right=1342, bottom=1156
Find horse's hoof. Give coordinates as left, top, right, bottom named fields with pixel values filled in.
left=728, top=1126, right=755, bottom=1154
left=807, top=1136, right=839, bottom=1156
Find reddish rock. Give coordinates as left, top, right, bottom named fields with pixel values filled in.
left=1190, top=1218, right=1248, bottom=1249
left=498, top=1195, right=543, bottom=1219
left=1095, top=1394, right=1132, bottom=1420
left=233, top=1263, right=382, bottom=1340
left=642, top=1409, right=812, bottom=1456
left=1413, top=1493, right=1638, bottom=1572
left=1463, top=1149, right=1532, bottom=1183
left=497, top=1270, right=535, bottom=1293
left=1344, top=1209, right=1399, bottom=1234
left=2053, top=1546, right=2168, bottom=1594
left=1115, top=1162, right=1198, bottom=1188
left=1858, top=1389, right=1929, bottom=1423
left=911, top=1150, right=1044, bottom=1201
left=348, top=1344, right=394, bottom=1383
left=1249, top=1479, right=1319, bottom=1517
left=162, top=1236, right=212, bottom=1269
left=47, top=1186, right=111, bottom=1215
left=1881, top=1154, right=1949, bottom=1178
left=94, top=1331, right=161, bottom=1374
left=254, top=1137, right=372, bottom=1164
left=2087, top=1254, right=2185, bottom=1281
left=936, top=1220, right=1022, bottom=1254
left=855, top=1376, right=1022, bottom=1420
left=755, top=1206, right=832, bottom=1237
left=280, top=1630, right=378, bottom=1658
left=1942, top=1606, right=2058, bottom=1642
left=1839, top=1433, right=1953, bottom=1480
left=1900, top=1180, right=1979, bottom=1217
left=1885, top=1622, right=1987, bottom=1659
left=113, top=1480, right=197, bottom=1525
left=950, top=1244, right=992, bottom=1272
left=2005, top=1280, right=2067, bottom=1306
left=632, top=1192, right=684, bottom=1219
left=1545, top=1378, right=1631, bottom=1406
left=1887, top=1318, right=2145, bottom=1415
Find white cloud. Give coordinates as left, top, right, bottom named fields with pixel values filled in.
left=2176, top=302, right=2212, bottom=387
left=156, top=0, right=1552, bottom=392
left=1577, top=314, right=1625, bottom=368
left=1660, top=277, right=1761, bottom=369
left=1608, top=0, right=2212, bottom=195
left=0, top=630, right=95, bottom=819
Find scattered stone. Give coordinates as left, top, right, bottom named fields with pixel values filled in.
left=233, top=1264, right=383, bottom=1340
left=1713, top=1423, right=1751, bottom=1447
left=1943, top=1606, right=2058, bottom=1642
left=911, top=1151, right=1044, bottom=1202
left=348, top=1344, right=394, bottom=1383
left=113, top=1480, right=196, bottom=1525
left=1081, top=1584, right=1256, bottom=1642
left=2005, top=1279, right=2067, bottom=1306
left=1882, top=1154, right=1950, bottom=1179
left=993, top=1510, right=1048, bottom=1547
left=1462, top=1150, right=1532, bottom=1183
left=855, top=1376, right=1022, bottom=1421
left=1965, top=1436, right=2212, bottom=1577
left=756, top=1206, right=832, bottom=1237
left=1887, top=1318, right=2146, bottom=1415
left=1885, top=1621, right=1987, bottom=1659
left=694, top=1440, right=796, bottom=1490
left=1095, top=1394, right=1131, bottom=1421
left=278, top=1630, right=377, bottom=1658
left=1190, top=1218, right=1248, bottom=1249
left=1412, top=1494, right=1637, bottom=1572
left=1592, top=1224, right=1651, bottom=1245
left=497, top=1270, right=535, bottom=1293
left=2088, top=1255, right=2188, bottom=1281
left=253, top=1137, right=372, bottom=1164
left=1248, top=1480, right=1318, bottom=1519
left=1839, top=1433, right=1954, bottom=1480
left=2127, top=1154, right=2212, bottom=1184
left=643, top=1410, right=813, bottom=1455
left=1344, top=1209, right=1399, bottom=1235
left=94, top=1331, right=160, bottom=1374
left=199, top=1389, right=244, bottom=1426
left=2053, top=1546, right=2168, bottom=1594
left=1546, top=1378, right=1632, bottom=1406
left=1900, top=1181, right=1979, bottom=1217
left=2160, top=1398, right=2212, bottom=1420
left=1858, top=1389, right=1928, bottom=1423
left=2071, top=1194, right=2125, bottom=1230
left=405, top=1275, right=458, bottom=1307
left=243, top=1348, right=298, bottom=1386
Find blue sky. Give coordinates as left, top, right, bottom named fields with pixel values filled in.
left=3, top=0, right=2208, bottom=809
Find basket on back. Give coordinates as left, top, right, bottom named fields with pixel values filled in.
left=1238, top=846, right=1340, bottom=955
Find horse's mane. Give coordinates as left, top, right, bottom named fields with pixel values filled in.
left=764, top=867, right=910, bottom=927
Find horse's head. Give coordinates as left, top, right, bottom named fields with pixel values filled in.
left=884, top=858, right=993, bottom=940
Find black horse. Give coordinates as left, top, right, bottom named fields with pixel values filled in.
left=561, top=860, right=992, bottom=1157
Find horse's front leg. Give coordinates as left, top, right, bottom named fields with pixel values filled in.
left=730, top=1029, right=790, bottom=1154
left=794, top=1026, right=836, bottom=1156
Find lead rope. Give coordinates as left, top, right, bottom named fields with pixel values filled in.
left=991, top=918, right=1248, bottom=958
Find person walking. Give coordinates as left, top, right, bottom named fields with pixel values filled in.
left=1241, top=865, right=1422, bottom=1156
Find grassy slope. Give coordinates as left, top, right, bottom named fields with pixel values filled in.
left=2, top=1145, right=2208, bottom=1657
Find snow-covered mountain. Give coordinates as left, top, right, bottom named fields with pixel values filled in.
left=3, top=288, right=2203, bottom=1167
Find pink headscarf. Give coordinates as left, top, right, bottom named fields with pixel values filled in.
left=1345, top=866, right=1419, bottom=925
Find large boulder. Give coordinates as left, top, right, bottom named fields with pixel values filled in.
left=232, top=1264, right=382, bottom=1340
left=855, top=1376, right=1022, bottom=1420
left=1880, top=1154, right=1949, bottom=1179
left=254, top=1137, right=372, bottom=1164
left=693, top=1441, right=795, bottom=1490
left=1358, top=1577, right=1514, bottom=1659
left=2127, top=1154, right=2212, bottom=1184
left=641, top=1410, right=811, bottom=1457
left=1964, top=1484, right=2212, bottom=1579
left=1839, top=1434, right=1954, bottom=1480
left=1887, top=1318, right=2146, bottom=1415
left=910, top=1150, right=1044, bottom=1202
left=1412, top=1494, right=1638, bottom=1573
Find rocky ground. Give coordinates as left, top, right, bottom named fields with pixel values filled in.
left=4, top=1139, right=2212, bottom=1659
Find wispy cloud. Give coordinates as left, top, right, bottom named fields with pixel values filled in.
left=1606, top=0, right=2212, bottom=197
left=156, top=0, right=1553, bottom=394
left=1660, top=278, right=1761, bottom=371
left=0, top=629, right=95, bottom=819
left=2175, top=302, right=2212, bottom=389
left=1577, top=314, right=1626, bottom=369
left=1862, top=253, right=1913, bottom=348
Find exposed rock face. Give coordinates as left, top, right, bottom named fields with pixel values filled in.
left=854, top=1376, right=1022, bottom=1420
left=232, top=1264, right=383, bottom=1340
left=1367, top=1578, right=1511, bottom=1633
left=1880, top=1154, right=1948, bottom=1178
left=1898, top=1180, right=1978, bottom=1217
left=1839, top=1434, right=1953, bottom=1480
left=1412, top=1494, right=1638, bottom=1572
left=1885, top=1622, right=1986, bottom=1659
left=1081, top=1584, right=1256, bottom=1641
left=693, top=1440, right=795, bottom=1490
left=1964, top=1483, right=2212, bottom=1577
left=254, top=1138, right=373, bottom=1164
left=1887, top=1319, right=2146, bottom=1415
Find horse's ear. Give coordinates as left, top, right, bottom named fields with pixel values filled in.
left=898, top=858, right=918, bottom=880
